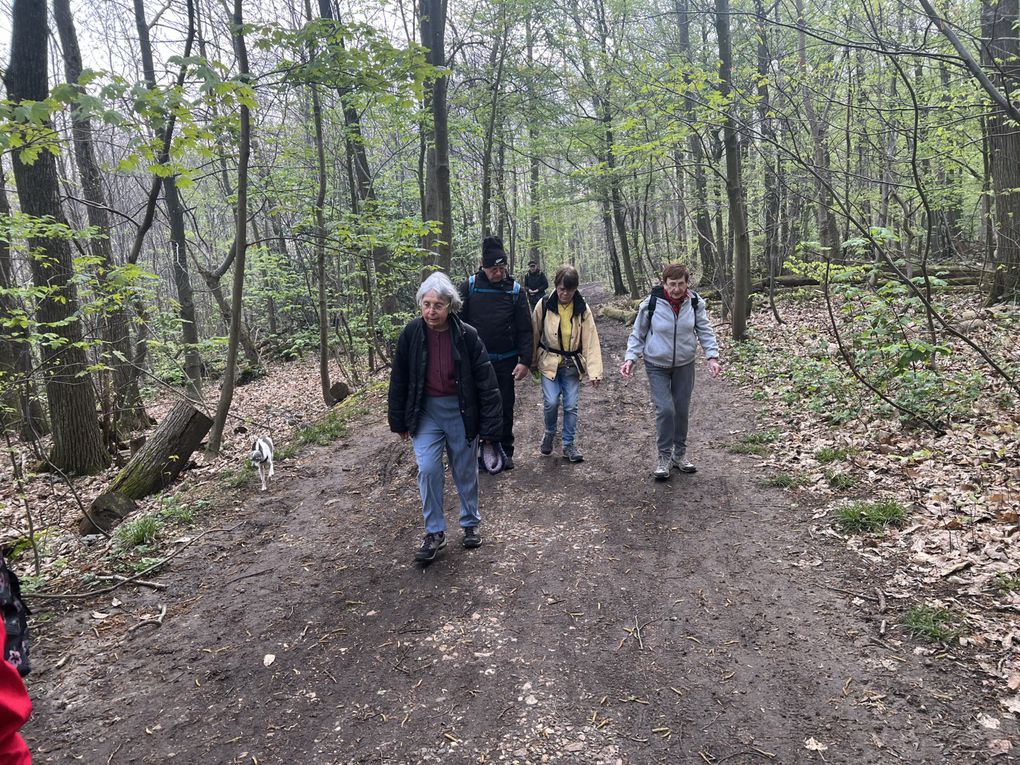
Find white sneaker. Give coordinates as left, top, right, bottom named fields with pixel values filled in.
left=653, top=455, right=671, bottom=480
left=672, top=449, right=696, bottom=473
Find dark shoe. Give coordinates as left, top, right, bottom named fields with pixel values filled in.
left=540, top=432, right=554, bottom=456
left=462, top=526, right=481, bottom=548
left=653, top=455, right=671, bottom=480
left=415, top=531, right=447, bottom=562
left=562, top=443, right=584, bottom=463
left=503, top=454, right=515, bottom=471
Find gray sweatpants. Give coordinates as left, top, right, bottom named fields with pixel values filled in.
left=645, top=362, right=695, bottom=458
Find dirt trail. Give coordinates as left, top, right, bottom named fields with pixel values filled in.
left=24, top=290, right=1016, bottom=764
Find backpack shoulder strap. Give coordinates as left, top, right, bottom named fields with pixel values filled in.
left=643, top=292, right=658, bottom=335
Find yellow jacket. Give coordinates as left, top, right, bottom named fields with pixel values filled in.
left=531, top=292, right=604, bottom=381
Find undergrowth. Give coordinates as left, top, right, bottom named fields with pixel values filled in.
left=904, top=605, right=965, bottom=643
left=837, top=500, right=906, bottom=533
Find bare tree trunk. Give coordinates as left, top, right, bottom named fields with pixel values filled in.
left=421, top=0, right=453, bottom=271
left=675, top=0, right=717, bottom=280
left=208, top=1, right=251, bottom=454
left=480, top=15, right=509, bottom=235
left=754, top=0, right=783, bottom=325
left=54, top=0, right=150, bottom=433
left=164, top=176, right=204, bottom=396
left=4, top=0, right=108, bottom=474
left=795, top=0, right=840, bottom=259
left=981, top=0, right=1020, bottom=303
left=310, top=82, right=333, bottom=406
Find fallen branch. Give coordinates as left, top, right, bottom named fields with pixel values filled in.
left=24, top=522, right=245, bottom=601
left=94, top=575, right=166, bottom=591
left=127, top=603, right=167, bottom=633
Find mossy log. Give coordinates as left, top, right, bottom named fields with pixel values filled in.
left=79, top=400, right=212, bottom=534
left=602, top=305, right=637, bottom=324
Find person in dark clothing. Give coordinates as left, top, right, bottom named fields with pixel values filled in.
left=524, top=260, right=549, bottom=309
left=458, top=236, right=534, bottom=470
left=389, top=272, right=503, bottom=561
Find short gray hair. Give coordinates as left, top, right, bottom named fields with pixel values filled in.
left=416, top=271, right=462, bottom=312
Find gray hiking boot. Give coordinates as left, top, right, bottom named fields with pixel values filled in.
left=672, top=449, right=696, bottom=473
left=540, top=432, right=554, bottom=456
left=563, top=443, right=584, bottom=463
left=653, top=455, right=671, bottom=480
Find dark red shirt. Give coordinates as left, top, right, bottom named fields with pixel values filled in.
left=424, top=326, right=457, bottom=397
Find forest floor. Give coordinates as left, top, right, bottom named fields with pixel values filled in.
left=14, top=285, right=1020, bottom=764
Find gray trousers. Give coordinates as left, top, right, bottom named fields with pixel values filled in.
left=645, top=362, right=695, bottom=458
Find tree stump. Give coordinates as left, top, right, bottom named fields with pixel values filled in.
left=79, top=492, right=137, bottom=536
left=329, top=381, right=351, bottom=405
left=79, top=401, right=212, bottom=534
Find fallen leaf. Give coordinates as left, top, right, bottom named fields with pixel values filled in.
left=804, top=737, right=828, bottom=752
left=90, top=611, right=110, bottom=620
left=977, top=713, right=1001, bottom=729
left=989, top=739, right=1013, bottom=756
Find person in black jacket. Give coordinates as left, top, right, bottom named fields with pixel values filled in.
left=524, top=260, right=549, bottom=309
left=389, top=272, right=503, bottom=562
left=458, top=236, right=533, bottom=469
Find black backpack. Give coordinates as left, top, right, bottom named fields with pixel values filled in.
left=642, top=287, right=699, bottom=336
left=1, top=555, right=31, bottom=677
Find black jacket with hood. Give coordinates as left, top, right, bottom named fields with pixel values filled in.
left=388, top=315, right=503, bottom=442
left=457, top=271, right=534, bottom=365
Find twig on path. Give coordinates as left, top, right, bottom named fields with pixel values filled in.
left=716, top=749, right=776, bottom=762
left=820, top=584, right=880, bottom=603
left=127, top=604, right=167, bottom=633
left=94, top=575, right=166, bottom=591
left=875, top=588, right=887, bottom=613
left=702, top=711, right=723, bottom=731
left=106, top=741, right=124, bottom=764
left=25, top=522, right=246, bottom=601
left=224, top=568, right=273, bottom=586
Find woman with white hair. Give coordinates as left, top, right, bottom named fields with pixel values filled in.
left=388, top=272, right=503, bottom=562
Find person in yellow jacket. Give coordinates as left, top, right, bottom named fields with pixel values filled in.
left=531, top=265, right=604, bottom=462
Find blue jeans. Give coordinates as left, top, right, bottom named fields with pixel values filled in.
left=542, top=364, right=581, bottom=445
left=645, top=362, right=695, bottom=458
left=411, top=396, right=480, bottom=534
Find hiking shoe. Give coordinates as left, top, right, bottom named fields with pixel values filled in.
left=414, top=531, right=447, bottom=562
left=462, top=526, right=481, bottom=548
left=563, top=443, right=584, bottom=463
left=503, top=454, right=515, bottom=471
left=672, top=450, right=696, bottom=473
left=653, top=455, right=671, bottom=480
left=540, top=432, right=554, bottom=456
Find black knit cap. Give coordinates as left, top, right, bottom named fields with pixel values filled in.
left=482, top=236, right=508, bottom=267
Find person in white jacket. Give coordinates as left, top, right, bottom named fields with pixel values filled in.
left=531, top=265, right=604, bottom=463
left=620, top=263, right=721, bottom=479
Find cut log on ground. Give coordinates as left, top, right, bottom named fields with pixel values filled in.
left=602, top=305, right=637, bottom=325
left=79, top=401, right=213, bottom=534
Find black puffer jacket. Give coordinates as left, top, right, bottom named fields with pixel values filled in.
left=457, top=271, right=534, bottom=365
left=388, top=316, right=503, bottom=442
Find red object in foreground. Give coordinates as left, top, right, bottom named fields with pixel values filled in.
left=0, top=622, right=31, bottom=764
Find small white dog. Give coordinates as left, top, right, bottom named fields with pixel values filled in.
left=250, top=436, right=275, bottom=491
